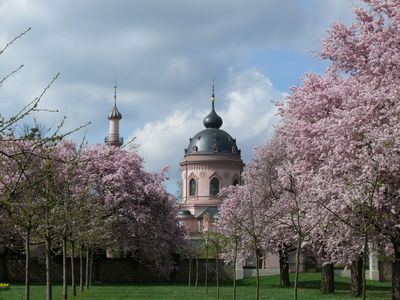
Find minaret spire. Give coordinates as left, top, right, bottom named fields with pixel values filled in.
left=203, top=79, right=223, bottom=129
left=113, top=82, right=117, bottom=106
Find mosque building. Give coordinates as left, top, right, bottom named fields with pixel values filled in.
left=104, top=83, right=315, bottom=276
left=177, top=83, right=244, bottom=241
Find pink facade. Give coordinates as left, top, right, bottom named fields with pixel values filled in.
left=180, top=154, right=243, bottom=214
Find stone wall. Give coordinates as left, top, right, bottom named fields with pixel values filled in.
left=2, top=257, right=233, bottom=283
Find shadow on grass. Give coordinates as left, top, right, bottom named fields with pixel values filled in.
left=298, top=280, right=390, bottom=292
left=233, top=274, right=390, bottom=293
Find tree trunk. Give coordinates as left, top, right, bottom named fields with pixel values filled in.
left=188, top=257, right=192, bottom=287
left=25, top=229, right=30, bottom=300
left=294, top=234, right=302, bottom=300
left=321, top=263, right=334, bottom=294
left=279, top=248, right=290, bottom=287
left=71, top=241, right=76, bottom=296
left=85, top=247, right=89, bottom=290
left=195, top=254, right=199, bottom=290
left=392, top=240, right=400, bottom=300
left=361, top=232, right=368, bottom=300
left=80, top=244, right=84, bottom=292
left=254, top=238, right=260, bottom=300
left=205, top=243, right=208, bottom=294
left=350, top=256, right=363, bottom=297
left=233, top=241, right=237, bottom=300
left=62, top=237, right=67, bottom=300
left=89, top=248, right=94, bottom=287
left=45, top=238, right=52, bottom=300
left=216, top=252, right=219, bottom=299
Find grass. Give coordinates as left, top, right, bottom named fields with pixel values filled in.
left=0, top=273, right=391, bottom=300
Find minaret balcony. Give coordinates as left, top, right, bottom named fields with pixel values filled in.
left=105, top=136, right=124, bottom=145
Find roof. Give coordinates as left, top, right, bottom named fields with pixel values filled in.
left=108, top=104, right=122, bottom=120
left=185, top=128, right=240, bottom=156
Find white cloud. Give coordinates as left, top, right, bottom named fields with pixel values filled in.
left=222, top=69, right=285, bottom=138
left=132, top=69, right=285, bottom=192
left=0, top=0, right=362, bottom=193
left=132, top=110, right=198, bottom=170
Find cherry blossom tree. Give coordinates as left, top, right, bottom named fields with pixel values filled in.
left=244, top=135, right=295, bottom=288
left=218, top=186, right=245, bottom=300
left=276, top=1, right=400, bottom=299
left=218, top=183, right=271, bottom=300
left=319, top=2, right=400, bottom=298
left=82, top=144, right=186, bottom=277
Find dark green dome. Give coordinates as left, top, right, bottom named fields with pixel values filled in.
left=185, top=128, right=240, bottom=156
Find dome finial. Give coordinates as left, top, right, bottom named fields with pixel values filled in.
left=211, top=79, right=215, bottom=109
left=203, top=79, right=223, bottom=129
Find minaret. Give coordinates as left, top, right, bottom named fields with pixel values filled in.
left=105, top=84, right=123, bottom=147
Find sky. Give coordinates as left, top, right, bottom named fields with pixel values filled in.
left=0, top=0, right=362, bottom=195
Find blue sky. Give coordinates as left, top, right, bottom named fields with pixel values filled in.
left=0, top=0, right=361, bottom=195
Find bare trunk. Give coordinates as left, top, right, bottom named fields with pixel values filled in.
left=85, top=247, right=89, bottom=290
left=25, top=229, right=30, bottom=300
left=320, top=263, right=334, bottom=294
left=294, top=234, right=302, bottom=300
left=188, top=257, right=192, bottom=287
left=362, top=232, right=368, bottom=300
left=216, top=252, right=219, bottom=299
left=233, top=241, right=237, bottom=300
left=279, top=248, right=290, bottom=287
left=62, top=237, right=67, bottom=300
left=45, top=238, right=52, bottom=300
left=350, top=256, right=363, bottom=297
left=205, top=243, right=208, bottom=294
left=79, top=244, right=84, bottom=292
left=89, top=248, right=94, bottom=287
left=254, top=238, right=260, bottom=300
left=195, top=254, right=199, bottom=290
left=71, top=241, right=76, bottom=296
left=392, top=240, right=400, bottom=300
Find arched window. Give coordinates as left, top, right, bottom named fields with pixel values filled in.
left=189, top=178, right=197, bottom=196
left=210, top=178, right=220, bottom=196
left=233, top=179, right=239, bottom=186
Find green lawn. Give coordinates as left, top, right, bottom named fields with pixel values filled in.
left=0, top=273, right=391, bottom=300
